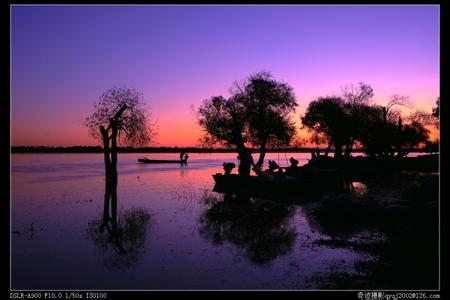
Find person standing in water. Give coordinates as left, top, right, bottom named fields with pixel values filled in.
left=180, top=150, right=186, bottom=161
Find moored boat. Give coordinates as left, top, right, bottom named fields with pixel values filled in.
left=138, top=157, right=188, bottom=164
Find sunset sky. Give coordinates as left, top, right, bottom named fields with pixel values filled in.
left=11, top=5, right=439, bottom=147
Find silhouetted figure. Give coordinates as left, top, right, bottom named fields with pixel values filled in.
left=180, top=151, right=186, bottom=161
left=289, top=157, right=298, bottom=168
left=286, top=157, right=299, bottom=175
left=268, top=160, right=280, bottom=173
left=237, top=149, right=254, bottom=177
left=183, top=153, right=189, bottom=162
left=223, top=162, right=236, bottom=175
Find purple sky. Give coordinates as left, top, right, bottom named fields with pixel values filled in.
left=11, top=5, right=439, bottom=147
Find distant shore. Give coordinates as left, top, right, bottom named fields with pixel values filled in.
left=11, top=146, right=435, bottom=154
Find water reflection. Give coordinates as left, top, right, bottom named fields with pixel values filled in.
left=86, top=207, right=150, bottom=271
left=198, top=192, right=297, bottom=266
left=179, top=165, right=189, bottom=178
left=86, top=184, right=151, bottom=271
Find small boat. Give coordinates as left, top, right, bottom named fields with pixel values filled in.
left=138, top=157, right=188, bottom=164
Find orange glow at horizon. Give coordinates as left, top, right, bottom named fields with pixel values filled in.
left=11, top=108, right=440, bottom=148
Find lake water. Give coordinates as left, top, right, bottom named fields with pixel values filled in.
left=11, top=152, right=434, bottom=290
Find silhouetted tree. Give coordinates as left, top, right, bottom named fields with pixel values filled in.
left=309, top=131, right=328, bottom=155
left=340, top=83, right=376, bottom=157
left=197, top=95, right=251, bottom=175
left=432, top=97, right=440, bottom=129
left=359, top=119, right=395, bottom=158
left=424, top=140, right=439, bottom=154
left=351, top=105, right=390, bottom=157
left=380, top=94, right=413, bottom=126
left=85, top=87, right=153, bottom=227
left=304, top=84, right=431, bottom=159
left=428, top=97, right=440, bottom=151
left=232, top=71, right=297, bottom=166
left=407, top=108, right=436, bottom=126
left=341, top=82, right=374, bottom=106
left=301, top=97, right=348, bottom=157
left=197, top=95, right=248, bottom=149
left=397, top=120, right=430, bottom=157
left=432, top=97, right=439, bottom=118
left=197, top=72, right=298, bottom=173
left=302, top=83, right=378, bottom=159
left=360, top=113, right=429, bottom=158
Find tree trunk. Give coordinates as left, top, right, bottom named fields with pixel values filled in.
left=382, top=107, right=387, bottom=126
left=99, top=106, right=128, bottom=230
left=394, top=116, right=403, bottom=157
left=256, top=139, right=267, bottom=167
left=344, top=137, right=355, bottom=157
left=110, top=123, right=119, bottom=228
left=324, top=137, right=333, bottom=157
left=237, top=145, right=251, bottom=176
left=100, top=126, right=111, bottom=225
left=110, top=124, right=118, bottom=189
left=334, top=141, right=343, bottom=159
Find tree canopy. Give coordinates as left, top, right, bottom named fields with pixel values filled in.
left=301, top=97, right=348, bottom=156
left=302, top=84, right=432, bottom=158
left=85, top=87, right=153, bottom=147
left=432, top=97, right=439, bottom=118
left=197, top=95, right=248, bottom=149
left=197, top=71, right=298, bottom=168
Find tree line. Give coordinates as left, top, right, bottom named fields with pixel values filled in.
left=11, top=145, right=433, bottom=154
left=196, top=72, right=439, bottom=175
left=79, top=73, right=438, bottom=225
left=82, top=71, right=439, bottom=182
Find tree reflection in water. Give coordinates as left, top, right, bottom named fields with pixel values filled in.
left=198, top=192, right=297, bottom=266
left=86, top=206, right=151, bottom=271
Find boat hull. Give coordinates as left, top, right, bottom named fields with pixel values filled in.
left=212, top=173, right=343, bottom=199
left=138, top=159, right=187, bottom=164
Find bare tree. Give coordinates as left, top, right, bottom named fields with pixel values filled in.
left=407, top=108, right=436, bottom=126
left=432, top=97, right=439, bottom=129
left=341, top=82, right=374, bottom=106
left=340, top=82, right=375, bottom=157
left=381, top=94, right=413, bottom=125
left=85, top=87, right=154, bottom=228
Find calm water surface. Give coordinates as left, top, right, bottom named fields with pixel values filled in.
left=11, top=153, right=402, bottom=289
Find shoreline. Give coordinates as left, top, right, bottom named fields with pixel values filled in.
left=10, top=146, right=437, bottom=154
